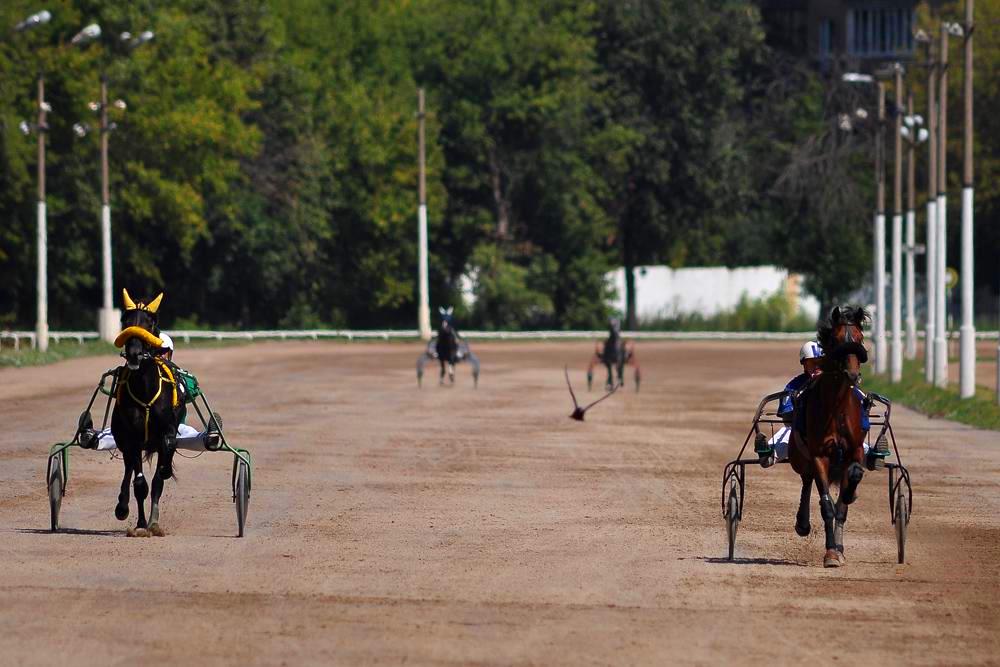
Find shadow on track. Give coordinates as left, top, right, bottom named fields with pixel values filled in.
left=699, top=556, right=809, bottom=567
left=15, top=527, right=121, bottom=537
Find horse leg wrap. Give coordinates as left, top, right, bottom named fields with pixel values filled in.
left=133, top=472, right=148, bottom=502
left=819, top=494, right=835, bottom=521
left=819, top=493, right=836, bottom=550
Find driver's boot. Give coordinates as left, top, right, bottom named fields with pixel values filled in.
left=204, top=412, right=223, bottom=450
left=754, top=432, right=775, bottom=468
left=78, top=411, right=99, bottom=449
left=866, top=431, right=890, bottom=470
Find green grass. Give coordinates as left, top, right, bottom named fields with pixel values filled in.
left=0, top=340, right=119, bottom=369
left=0, top=337, right=254, bottom=369
left=863, top=360, right=1000, bottom=431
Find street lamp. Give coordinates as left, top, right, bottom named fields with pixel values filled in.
left=12, top=9, right=54, bottom=351
left=914, top=26, right=937, bottom=384
left=934, top=23, right=952, bottom=389
left=842, top=70, right=891, bottom=374
left=78, top=29, right=154, bottom=343
left=902, top=102, right=928, bottom=361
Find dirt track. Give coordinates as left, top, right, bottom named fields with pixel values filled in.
left=1, top=341, right=998, bottom=666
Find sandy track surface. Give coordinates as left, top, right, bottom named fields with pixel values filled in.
left=1, top=341, right=998, bottom=666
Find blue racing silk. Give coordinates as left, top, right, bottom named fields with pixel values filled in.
left=778, top=373, right=809, bottom=417
left=778, top=372, right=871, bottom=432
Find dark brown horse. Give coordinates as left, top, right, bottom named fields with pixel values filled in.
left=789, top=306, right=870, bottom=567
left=111, top=289, right=181, bottom=537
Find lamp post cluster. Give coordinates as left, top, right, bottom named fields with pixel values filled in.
left=844, top=1, right=978, bottom=400
left=11, top=9, right=153, bottom=348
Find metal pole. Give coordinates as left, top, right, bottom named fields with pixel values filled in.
left=934, top=25, right=949, bottom=388
left=891, top=65, right=904, bottom=382
left=905, top=91, right=917, bottom=361
left=417, top=88, right=431, bottom=340
left=35, top=73, right=48, bottom=352
left=925, top=38, right=938, bottom=384
left=959, top=0, right=976, bottom=398
left=98, top=74, right=119, bottom=343
left=875, top=82, right=887, bottom=374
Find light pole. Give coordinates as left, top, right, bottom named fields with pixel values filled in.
left=901, top=99, right=927, bottom=362
left=891, top=63, right=904, bottom=382
left=13, top=9, right=52, bottom=351
left=79, top=29, right=153, bottom=343
left=842, top=72, right=888, bottom=374
left=915, top=28, right=938, bottom=383
left=958, top=1, right=976, bottom=399
left=416, top=88, right=431, bottom=340
left=934, top=23, right=954, bottom=388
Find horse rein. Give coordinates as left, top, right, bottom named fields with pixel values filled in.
left=117, top=358, right=179, bottom=444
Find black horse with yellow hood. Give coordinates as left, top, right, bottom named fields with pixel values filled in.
left=111, top=289, right=182, bottom=537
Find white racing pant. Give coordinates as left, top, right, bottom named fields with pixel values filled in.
left=768, top=426, right=869, bottom=462
left=94, top=423, right=207, bottom=452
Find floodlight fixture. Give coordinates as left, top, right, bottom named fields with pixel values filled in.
left=71, top=23, right=101, bottom=45
left=843, top=72, right=874, bottom=84
left=14, top=10, right=52, bottom=32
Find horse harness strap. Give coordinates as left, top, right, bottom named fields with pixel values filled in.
left=116, top=358, right=180, bottom=443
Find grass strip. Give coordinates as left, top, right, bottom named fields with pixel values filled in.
left=0, top=337, right=253, bottom=369
left=863, top=360, right=1000, bottom=431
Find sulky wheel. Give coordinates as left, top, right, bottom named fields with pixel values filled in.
left=894, top=487, right=908, bottom=565
left=48, top=454, right=64, bottom=532
left=726, top=480, right=740, bottom=561
left=235, top=460, right=250, bottom=538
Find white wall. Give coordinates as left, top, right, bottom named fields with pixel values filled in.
left=608, top=265, right=820, bottom=320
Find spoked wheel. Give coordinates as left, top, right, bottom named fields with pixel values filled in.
left=894, top=487, right=908, bottom=564
left=726, top=481, right=740, bottom=561
left=48, top=454, right=64, bottom=532
left=235, top=460, right=250, bottom=538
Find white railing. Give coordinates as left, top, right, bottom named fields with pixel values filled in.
left=0, top=331, right=100, bottom=351
left=4, top=328, right=998, bottom=350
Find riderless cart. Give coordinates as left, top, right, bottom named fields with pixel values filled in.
left=721, top=391, right=911, bottom=563
left=46, top=367, right=253, bottom=536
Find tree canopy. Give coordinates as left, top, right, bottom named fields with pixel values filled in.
left=0, top=1, right=995, bottom=331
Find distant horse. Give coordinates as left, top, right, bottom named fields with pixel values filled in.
left=111, top=289, right=181, bottom=537
left=789, top=306, right=870, bottom=567
left=587, top=320, right=640, bottom=391
left=436, top=307, right=459, bottom=385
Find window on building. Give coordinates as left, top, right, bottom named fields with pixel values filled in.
left=847, top=6, right=915, bottom=58
left=819, top=19, right=834, bottom=61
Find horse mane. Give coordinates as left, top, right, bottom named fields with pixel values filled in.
left=817, top=305, right=870, bottom=351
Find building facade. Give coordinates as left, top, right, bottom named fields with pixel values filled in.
left=756, top=1, right=921, bottom=69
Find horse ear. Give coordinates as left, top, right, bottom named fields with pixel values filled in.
left=146, top=293, right=163, bottom=314
left=438, top=307, right=445, bottom=316
left=122, top=288, right=136, bottom=310
left=830, top=306, right=842, bottom=324
left=446, top=307, right=454, bottom=316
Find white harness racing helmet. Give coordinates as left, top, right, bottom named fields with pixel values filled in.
left=799, top=341, right=823, bottom=363
left=159, top=332, right=174, bottom=352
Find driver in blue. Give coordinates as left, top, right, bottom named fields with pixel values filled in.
left=758, top=341, right=870, bottom=467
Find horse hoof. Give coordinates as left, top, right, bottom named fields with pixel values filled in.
left=795, top=522, right=811, bottom=537
left=115, top=504, right=129, bottom=521
left=127, top=527, right=149, bottom=538
left=823, top=549, right=843, bottom=567
left=149, top=523, right=165, bottom=537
